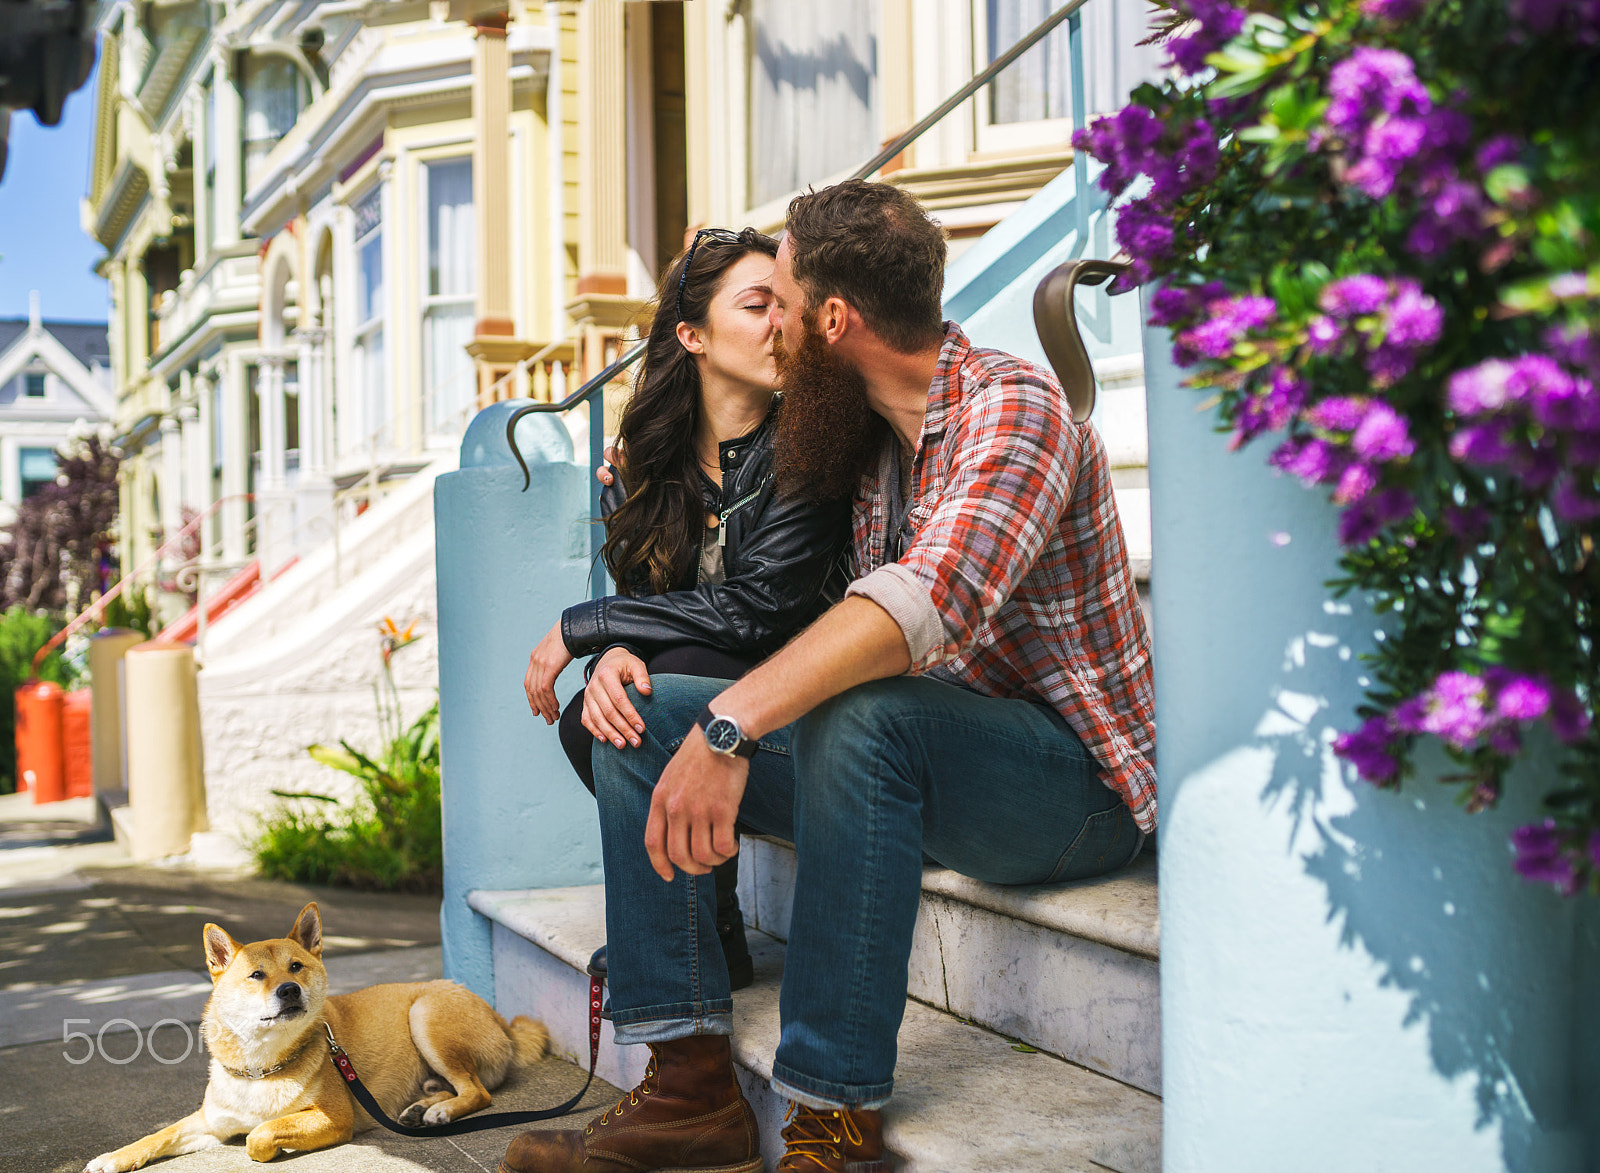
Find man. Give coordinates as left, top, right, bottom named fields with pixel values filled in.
left=500, top=181, right=1155, bottom=1173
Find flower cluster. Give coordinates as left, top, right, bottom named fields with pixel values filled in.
left=1512, top=820, right=1600, bottom=894
left=1077, top=0, right=1600, bottom=894
left=1307, top=275, right=1444, bottom=384
left=1073, top=107, right=1221, bottom=285
left=1336, top=670, right=1591, bottom=786
left=1446, top=354, right=1600, bottom=520
left=1323, top=48, right=1497, bottom=258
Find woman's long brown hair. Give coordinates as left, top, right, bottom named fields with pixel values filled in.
left=602, top=228, right=778, bottom=595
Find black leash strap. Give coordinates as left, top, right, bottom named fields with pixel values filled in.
left=324, top=972, right=604, bottom=1137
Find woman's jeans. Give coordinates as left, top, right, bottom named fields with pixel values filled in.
left=592, top=672, right=1144, bottom=1110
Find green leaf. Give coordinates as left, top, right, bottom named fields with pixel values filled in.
left=1011, top=1043, right=1040, bottom=1053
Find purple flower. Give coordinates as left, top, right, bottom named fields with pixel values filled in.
left=1350, top=116, right=1430, bottom=198
left=1326, top=49, right=1430, bottom=140
left=1407, top=179, right=1488, bottom=257
left=1544, top=323, right=1600, bottom=377
left=1381, top=281, right=1444, bottom=350
left=1447, top=360, right=1516, bottom=416
left=1334, top=462, right=1378, bottom=504
left=1551, top=476, right=1600, bottom=523
left=1306, top=395, right=1369, bottom=432
left=1333, top=715, right=1402, bottom=783
left=1416, top=671, right=1492, bottom=746
left=1177, top=294, right=1276, bottom=361
left=1115, top=198, right=1175, bottom=286
left=1449, top=421, right=1516, bottom=466
left=1271, top=436, right=1344, bottom=485
left=1365, top=342, right=1420, bottom=385
left=1338, top=486, right=1414, bottom=544
left=1361, top=0, right=1425, bottom=18
left=1476, top=134, right=1523, bottom=172
left=1352, top=404, right=1415, bottom=462
left=1166, top=0, right=1247, bottom=74
left=1511, top=819, right=1577, bottom=891
left=1308, top=315, right=1345, bottom=354
left=1320, top=276, right=1390, bottom=318
left=1494, top=675, right=1552, bottom=721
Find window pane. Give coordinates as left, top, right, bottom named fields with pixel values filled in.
left=987, top=0, right=1073, bottom=125
left=242, top=54, right=302, bottom=189
left=358, top=329, right=387, bottom=446
left=24, top=373, right=46, bottom=397
left=427, top=158, right=475, bottom=298
left=20, top=447, right=57, bottom=498
left=358, top=232, right=384, bottom=327
left=747, top=0, right=880, bottom=207
left=425, top=304, right=476, bottom=431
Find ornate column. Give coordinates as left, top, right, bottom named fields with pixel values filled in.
left=210, top=46, right=242, bottom=248
left=221, top=351, right=249, bottom=562
left=466, top=8, right=534, bottom=407
left=257, top=353, right=286, bottom=488
left=293, top=327, right=329, bottom=476
left=159, top=414, right=183, bottom=538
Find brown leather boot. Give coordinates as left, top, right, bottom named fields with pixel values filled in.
left=775, top=1104, right=887, bottom=1172
left=498, top=1034, right=761, bottom=1173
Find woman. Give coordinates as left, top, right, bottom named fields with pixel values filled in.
left=523, top=227, right=851, bottom=990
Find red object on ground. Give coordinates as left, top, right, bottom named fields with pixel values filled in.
left=159, top=559, right=262, bottom=643
left=63, top=689, right=93, bottom=798
left=16, top=681, right=65, bottom=803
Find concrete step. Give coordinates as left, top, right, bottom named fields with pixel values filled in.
left=738, top=835, right=1160, bottom=1096
left=470, top=884, right=1160, bottom=1173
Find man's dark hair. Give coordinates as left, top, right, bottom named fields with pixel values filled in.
left=784, top=180, right=948, bottom=354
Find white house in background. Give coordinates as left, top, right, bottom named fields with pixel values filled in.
left=0, top=292, right=116, bottom=526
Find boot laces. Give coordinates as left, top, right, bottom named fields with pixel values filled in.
left=588, top=1050, right=658, bottom=1132
left=778, top=1103, right=865, bottom=1171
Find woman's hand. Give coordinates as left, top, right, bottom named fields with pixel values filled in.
left=582, top=647, right=652, bottom=749
left=524, top=622, right=574, bottom=724
left=596, top=446, right=618, bottom=487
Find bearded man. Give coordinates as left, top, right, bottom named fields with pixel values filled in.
left=501, top=181, right=1156, bottom=1173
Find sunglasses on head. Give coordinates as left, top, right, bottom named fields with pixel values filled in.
left=675, top=228, right=744, bottom=324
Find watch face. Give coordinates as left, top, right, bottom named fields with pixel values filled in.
left=704, top=717, right=741, bottom=754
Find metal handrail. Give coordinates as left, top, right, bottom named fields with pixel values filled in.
left=30, top=492, right=254, bottom=675
left=504, top=0, right=1101, bottom=599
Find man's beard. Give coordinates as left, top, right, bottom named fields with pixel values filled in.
left=773, top=319, right=888, bottom=502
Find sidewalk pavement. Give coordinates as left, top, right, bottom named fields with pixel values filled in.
left=0, top=792, right=619, bottom=1173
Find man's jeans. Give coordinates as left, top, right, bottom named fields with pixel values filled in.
left=592, top=673, right=1143, bottom=1110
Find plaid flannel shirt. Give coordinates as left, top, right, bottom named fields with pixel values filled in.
left=845, top=323, right=1157, bottom=832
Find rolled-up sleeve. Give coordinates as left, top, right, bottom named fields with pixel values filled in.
left=846, top=562, right=947, bottom=664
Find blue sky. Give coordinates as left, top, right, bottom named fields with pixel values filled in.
left=0, top=60, right=110, bottom=324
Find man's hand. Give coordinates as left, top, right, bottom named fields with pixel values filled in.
left=524, top=622, right=574, bottom=724
left=583, top=647, right=651, bottom=748
left=646, top=727, right=746, bottom=881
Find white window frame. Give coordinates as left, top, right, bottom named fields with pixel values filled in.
left=351, top=183, right=387, bottom=454
left=22, top=369, right=50, bottom=400
left=417, top=154, right=477, bottom=438
left=971, top=0, right=1076, bottom=155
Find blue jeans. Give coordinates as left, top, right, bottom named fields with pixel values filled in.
left=592, top=673, right=1144, bottom=1109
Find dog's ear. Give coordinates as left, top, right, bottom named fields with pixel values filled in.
left=204, top=924, right=240, bottom=979
left=287, top=902, right=323, bottom=957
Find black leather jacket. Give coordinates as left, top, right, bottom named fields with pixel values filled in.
left=559, top=407, right=851, bottom=662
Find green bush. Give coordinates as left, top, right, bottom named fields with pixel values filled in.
left=0, top=607, right=75, bottom=794
left=253, top=701, right=442, bottom=893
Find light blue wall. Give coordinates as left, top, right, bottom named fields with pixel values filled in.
left=942, top=164, right=1144, bottom=369
left=435, top=402, right=603, bottom=999
left=1145, top=317, right=1598, bottom=1172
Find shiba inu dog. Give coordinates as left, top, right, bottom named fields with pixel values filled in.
left=84, top=902, right=548, bottom=1170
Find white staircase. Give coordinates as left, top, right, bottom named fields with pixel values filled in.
left=470, top=835, right=1160, bottom=1172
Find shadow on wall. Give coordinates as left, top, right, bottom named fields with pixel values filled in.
left=1253, top=611, right=1596, bottom=1171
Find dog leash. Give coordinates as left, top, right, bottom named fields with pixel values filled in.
left=323, top=970, right=604, bottom=1137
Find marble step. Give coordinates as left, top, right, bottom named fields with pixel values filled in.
left=470, top=884, right=1160, bottom=1173
left=738, top=834, right=1161, bottom=1095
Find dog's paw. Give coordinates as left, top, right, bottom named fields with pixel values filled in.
left=423, top=1103, right=456, bottom=1126
left=84, top=1156, right=127, bottom=1173
left=398, top=1102, right=428, bottom=1127
left=244, top=1131, right=280, bottom=1163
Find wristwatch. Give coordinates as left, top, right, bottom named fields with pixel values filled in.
left=697, top=706, right=759, bottom=759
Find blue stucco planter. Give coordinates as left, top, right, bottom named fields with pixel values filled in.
left=1143, top=318, right=1599, bottom=1171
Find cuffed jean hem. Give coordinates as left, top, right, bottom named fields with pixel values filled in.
left=610, top=1007, right=734, bottom=1045
left=770, top=1064, right=893, bottom=1112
